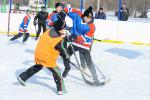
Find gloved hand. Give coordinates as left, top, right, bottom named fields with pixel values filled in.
left=33, top=20, right=37, bottom=25
left=64, top=35, right=73, bottom=42
left=48, top=21, right=54, bottom=26
left=69, top=34, right=77, bottom=40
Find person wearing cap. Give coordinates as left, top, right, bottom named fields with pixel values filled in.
left=121, top=3, right=129, bottom=21
left=62, top=7, right=104, bottom=86
left=10, top=9, right=31, bottom=43
left=117, top=3, right=129, bottom=21
left=46, top=3, right=64, bottom=29
left=95, top=7, right=106, bottom=19
left=33, top=6, right=48, bottom=40
left=17, top=11, right=67, bottom=95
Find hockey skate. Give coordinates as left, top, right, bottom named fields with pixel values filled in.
left=57, top=90, right=66, bottom=95
left=62, top=68, right=70, bottom=78
left=17, top=76, right=26, bottom=86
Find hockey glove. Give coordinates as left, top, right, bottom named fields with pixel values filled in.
left=48, top=21, right=54, bottom=26
left=64, top=35, right=73, bottom=42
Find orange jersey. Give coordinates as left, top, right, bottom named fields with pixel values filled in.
left=34, top=29, right=63, bottom=67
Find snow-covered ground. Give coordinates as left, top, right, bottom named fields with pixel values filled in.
left=0, top=34, right=150, bottom=100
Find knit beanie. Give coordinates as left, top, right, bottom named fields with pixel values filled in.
left=55, top=3, right=62, bottom=8
left=83, top=6, right=93, bottom=18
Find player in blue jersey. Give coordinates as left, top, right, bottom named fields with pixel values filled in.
left=10, top=9, right=31, bottom=43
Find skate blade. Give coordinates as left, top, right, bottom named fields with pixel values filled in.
left=17, top=77, right=26, bottom=86
left=57, top=91, right=66, bottom=95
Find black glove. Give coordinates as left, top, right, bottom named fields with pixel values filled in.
left=64, top=35, right=73, bottom=42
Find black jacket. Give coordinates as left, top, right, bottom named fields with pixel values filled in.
left=34, top=11, right=48, bottom=25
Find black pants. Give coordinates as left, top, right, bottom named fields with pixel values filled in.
left=19, top=64, right=65, bottom=91
left=63, top=45, right=99, bottom=81
left=10, top=33, right=30, bottom=42
left=35, top=23, right=46, bottom=40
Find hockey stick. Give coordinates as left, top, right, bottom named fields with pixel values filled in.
left=92, top=61, right=111, bottom=84
left=93, top=38, right=110, bottom=42
left=69, top=61, right=92, bottom=78
left=34, top=25, right=37, bottom=35
left=70, top=44, right=81, bottom=69
left=70, top=61, right=102, bottom=86
left=69, top=43, right=94, bottom=79
left=92, top=62, right=106, bottom=79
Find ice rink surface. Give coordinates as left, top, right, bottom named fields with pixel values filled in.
left=0, top=35, right=150, bottom=100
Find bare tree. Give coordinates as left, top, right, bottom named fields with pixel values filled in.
left=4, top=0, right=150, bottom=17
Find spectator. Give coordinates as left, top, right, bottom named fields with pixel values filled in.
left=13, top=3, right=21, bottom=13
left=95, top=7, right=106, bottom=19
left=118, top=3, right=129, bottom=21
left=122, top=3, right=129, bottom=21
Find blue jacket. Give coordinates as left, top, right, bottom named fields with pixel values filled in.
left=67, top=11, right=95, bottom=50
left=95, top=12, right=106, bottom=19
left=19, top=15, right=31, bottom=31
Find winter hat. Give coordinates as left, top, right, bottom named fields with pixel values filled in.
left=83, top=6, right=93, bottom=18
left=53, top=20, right=66, bottom=31
left=55, top=3, right=63, bottom=8
left=57, top=10, right=66, bottom=20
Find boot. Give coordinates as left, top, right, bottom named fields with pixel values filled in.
left=57, top=90, right=66, bottom=95
left=17, top=76, right=26, bottom=86
left=62, top=68, right=70, bottom=78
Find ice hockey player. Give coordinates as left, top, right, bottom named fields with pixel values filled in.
left=10, top=9, right=31, bottom=43
left=17, top=12, right=67, bottom=95
left=62, top=6, right=104, bottom=86
left=33, top=6, right=48, bottom=40
left=46, top=3, right=63, bottom=29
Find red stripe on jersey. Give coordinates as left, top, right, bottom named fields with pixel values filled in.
left=24, top=16, right=28, bottom=25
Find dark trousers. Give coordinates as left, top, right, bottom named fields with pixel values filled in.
left=35, top=23, right=46, bottom=40
left=10, top=32, right=30, bottom=42
left=63, top=45, right=99, bottom=81
left=19, top=64, right=65, bottom=91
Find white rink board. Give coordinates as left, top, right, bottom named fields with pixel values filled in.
left=0, top=13, right=150, bottom=43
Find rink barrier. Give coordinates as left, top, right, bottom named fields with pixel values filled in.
left=130, top=42, right=145, bottom=45
left=0, top=31, right=36, bottom=37
left=93, top=38, right=150, bottom=46
left=147, top=44, right=150, bottom=46
left=0, top=31, right=150, bottom=46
